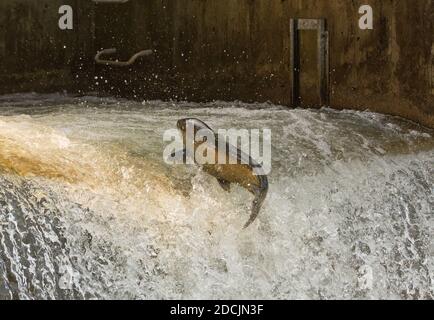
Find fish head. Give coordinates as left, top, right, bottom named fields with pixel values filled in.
left=177, top=118, right=215, bottom=148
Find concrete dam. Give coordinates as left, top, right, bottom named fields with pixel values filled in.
left=0, top=0, right=433, bottom=300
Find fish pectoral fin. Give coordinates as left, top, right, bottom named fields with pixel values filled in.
left=167, top=148, right=186, bottom=163
left=217, top=178, right=231, bottom=192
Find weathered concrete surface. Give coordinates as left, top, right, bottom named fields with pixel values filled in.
left=0, top=0, right=94, bottom=94
left=0, top=0, right=433, bottom=128
left=90, top=0, right=433, bottom=127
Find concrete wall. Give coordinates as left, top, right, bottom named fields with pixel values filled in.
left=0, top=0, right=433, bottom=128
left=0, top=0, right=94, bottom=94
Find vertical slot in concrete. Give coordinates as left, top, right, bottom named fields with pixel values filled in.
left=290, top=18, right=329, bottom=108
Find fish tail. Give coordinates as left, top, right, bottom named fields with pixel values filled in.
left=244, top=175, right=268, bottom=229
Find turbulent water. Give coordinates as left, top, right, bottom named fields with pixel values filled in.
left=0, top=93, right=433, bottom=300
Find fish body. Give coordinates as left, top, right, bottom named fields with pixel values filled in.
left=175, top=118, right=268, bottom=228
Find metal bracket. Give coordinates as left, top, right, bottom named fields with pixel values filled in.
left=95, top=48, right=153, bottom=67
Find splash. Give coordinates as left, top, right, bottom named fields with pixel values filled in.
left=0, top=94, right=433, bottom=300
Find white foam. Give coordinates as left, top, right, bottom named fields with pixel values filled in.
left=0, top=94, right=433, bottom=299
